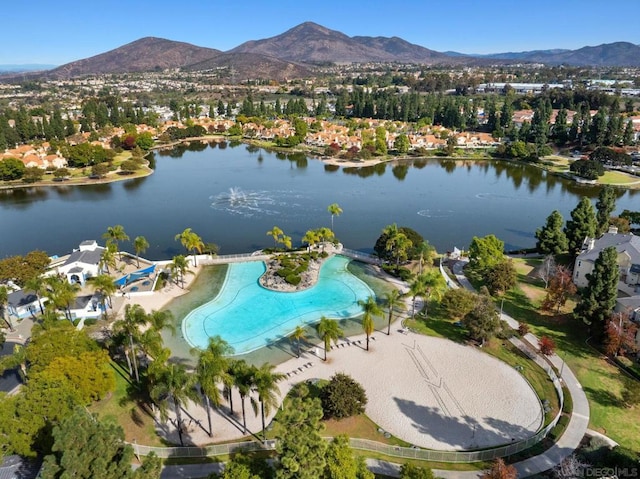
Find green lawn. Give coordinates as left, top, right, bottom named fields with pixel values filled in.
left=502, top=258, right=640, bottom=451
left=89, top=362, right=165, bottom=446
left=599, top=170, right=640, bottom=186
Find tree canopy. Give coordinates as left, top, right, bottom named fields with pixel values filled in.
left=574, top=246, right=619, bottom=341
left=535, top=210, right=567, bottom=255
left=321, top=373, right=368, bottom=419
left=40, top=409, right=160, bottom=479
left=467, top=234, right=504, bottom=280
left=564, top=197, right=597, bottom=255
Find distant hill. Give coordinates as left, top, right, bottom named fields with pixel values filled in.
left=514, top=42, right=640, bottom=66
left=3, top=26, right=639, bottom=83
left=0, top=64, right=57, bottom=73
left=445, top=49, right=571, bottom=60
left=44, top=37, right=221, bottom=78
left=229, top=22, right=452, bottom=64
left=184, top=52, right=312, bottom=82
left=351, top=35, right=452, bottom=63
left=446, top=43, right=640, bottom=66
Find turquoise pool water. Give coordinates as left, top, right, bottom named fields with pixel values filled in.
left=182, top=255, right=375, bottom=354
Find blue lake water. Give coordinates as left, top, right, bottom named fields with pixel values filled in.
left=0, top=141, right=638, bottom=259
left=181, top=255, right=374, bottom=354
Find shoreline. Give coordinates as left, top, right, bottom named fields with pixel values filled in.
left=3, top=133, right=639, bottom=190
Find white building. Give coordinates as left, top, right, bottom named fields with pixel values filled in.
left=57, top=240, right=105, bottom=285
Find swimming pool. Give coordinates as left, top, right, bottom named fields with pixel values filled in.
left=182, top=255, right=375, bottom=354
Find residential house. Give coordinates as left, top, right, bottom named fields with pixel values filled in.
left=573, top=228, right=640, bottom=293
left=7, top=289, right=44, bottom=319
left=57, top=240, right=105, bottom=285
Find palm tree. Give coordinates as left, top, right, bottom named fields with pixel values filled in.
left=386, top=231, right=411, bottom=270
left=99, top=243, right=117, bottom=274
left=417, top=241, right=435, bottom=275
left=113, top=303, right=147, bottom=382
left=195, top=336, right=233, bottom=437
left=170, top=255, right=191, bottom=288
left=229, top=359, right=254, bottom=434
left=408, top=275, right=427, bottom=319
left=252, top=362, right=285, bottom=442
left=358, top=296, right=382, bottom=351
left=175, top=228, right=204, bottom=266
left=316, top=227, right=335, bottom=252
left=302, top=229, right=319, bottom=252
left=266, top=226, right=284, bottom=249
left=420, top=269, right=447, bottom=319
left=317, top=316, right=343, bottom=361
left=149, top=362, right=199, bottom=447
left=0, top=286, right=14, bottom=331
left=384, top=289, right=403, bottom=335
left=289, top=325, right=307, bottom=358
left=45, top=276, right=79, bottom=322
left=133, top=236, right=149, bottom=268
left=147, top=309, right=176, bottom=336
left=327, top=203, right=343, bottom=232
left=91, top=274, right=117, bottom=320
left=102, top=224, right=129, bottom=261
left=24, top=276, right=47, bottom=316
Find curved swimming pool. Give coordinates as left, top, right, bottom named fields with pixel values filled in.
left=182, top=255, right=375, bottom=354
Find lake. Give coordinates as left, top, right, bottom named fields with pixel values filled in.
left=1, top=141, right=638, bottom=259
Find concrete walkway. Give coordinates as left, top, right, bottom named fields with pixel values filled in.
left=447, top=260, right=590, bottom=477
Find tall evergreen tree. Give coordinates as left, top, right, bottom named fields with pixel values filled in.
left=40, top=409, right=161, bottom=479
left=535, top=210, right=568, bottom=255
left=564, top=197, right=597, bottom=255
left=574, top=246, right=619, bottom=341
left=274, top=389, right=327, bottom=479
left=595, top=186, right=617, bottom=236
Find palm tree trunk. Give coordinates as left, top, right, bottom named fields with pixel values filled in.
left=136, top=253, right=140, bottom=268
left=241, top=396, right=247, bottom=433
left=297, top=339, right=301, bottom=358
left=174, top=398, right=185, bottom=447
left=124, top=350, right=133, bottom=377
left=193, top=249, right=198, bottom=267
left=204, top=394, right=213, bottom=437
left=226, top=386, right=234, bottom=415
left=387, top=312, right=392, bottom=335
left=129, top=334, right=140, bottom=382
left=261, top=401, right=266, bottom=442
left=37, top=296, right=44, bottom=315
left=324, top=343, right=328, bottom=361
left=366, top=334, right=370, bottom=351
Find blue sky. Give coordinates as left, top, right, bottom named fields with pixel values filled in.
left=4, top=0, right=639, bottom=65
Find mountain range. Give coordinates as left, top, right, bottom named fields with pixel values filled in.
left=4, top=22, right=640, bottom=82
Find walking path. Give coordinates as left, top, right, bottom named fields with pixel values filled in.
left=446, top=260, right=590, bottom=477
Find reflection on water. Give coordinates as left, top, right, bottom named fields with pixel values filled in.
left=1, top=141, right=639, bottom=259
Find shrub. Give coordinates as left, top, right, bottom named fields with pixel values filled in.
left=285, top=274, right=301, bottom=286
left=539, top=336, right=556, bottom=356
left=321, top=373, right=367, bottom=419
left=517, top=322, right=530, bottom=336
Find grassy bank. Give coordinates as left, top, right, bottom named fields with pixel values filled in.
left=502, top=257, right=640, bottom=451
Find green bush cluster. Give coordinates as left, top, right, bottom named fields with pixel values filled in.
left=274, top=253, right=317, bottom=285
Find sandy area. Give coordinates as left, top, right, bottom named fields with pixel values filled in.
left=115, top=257, right=541, bottom=450
left=155, top=328, right=542, bottom=451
